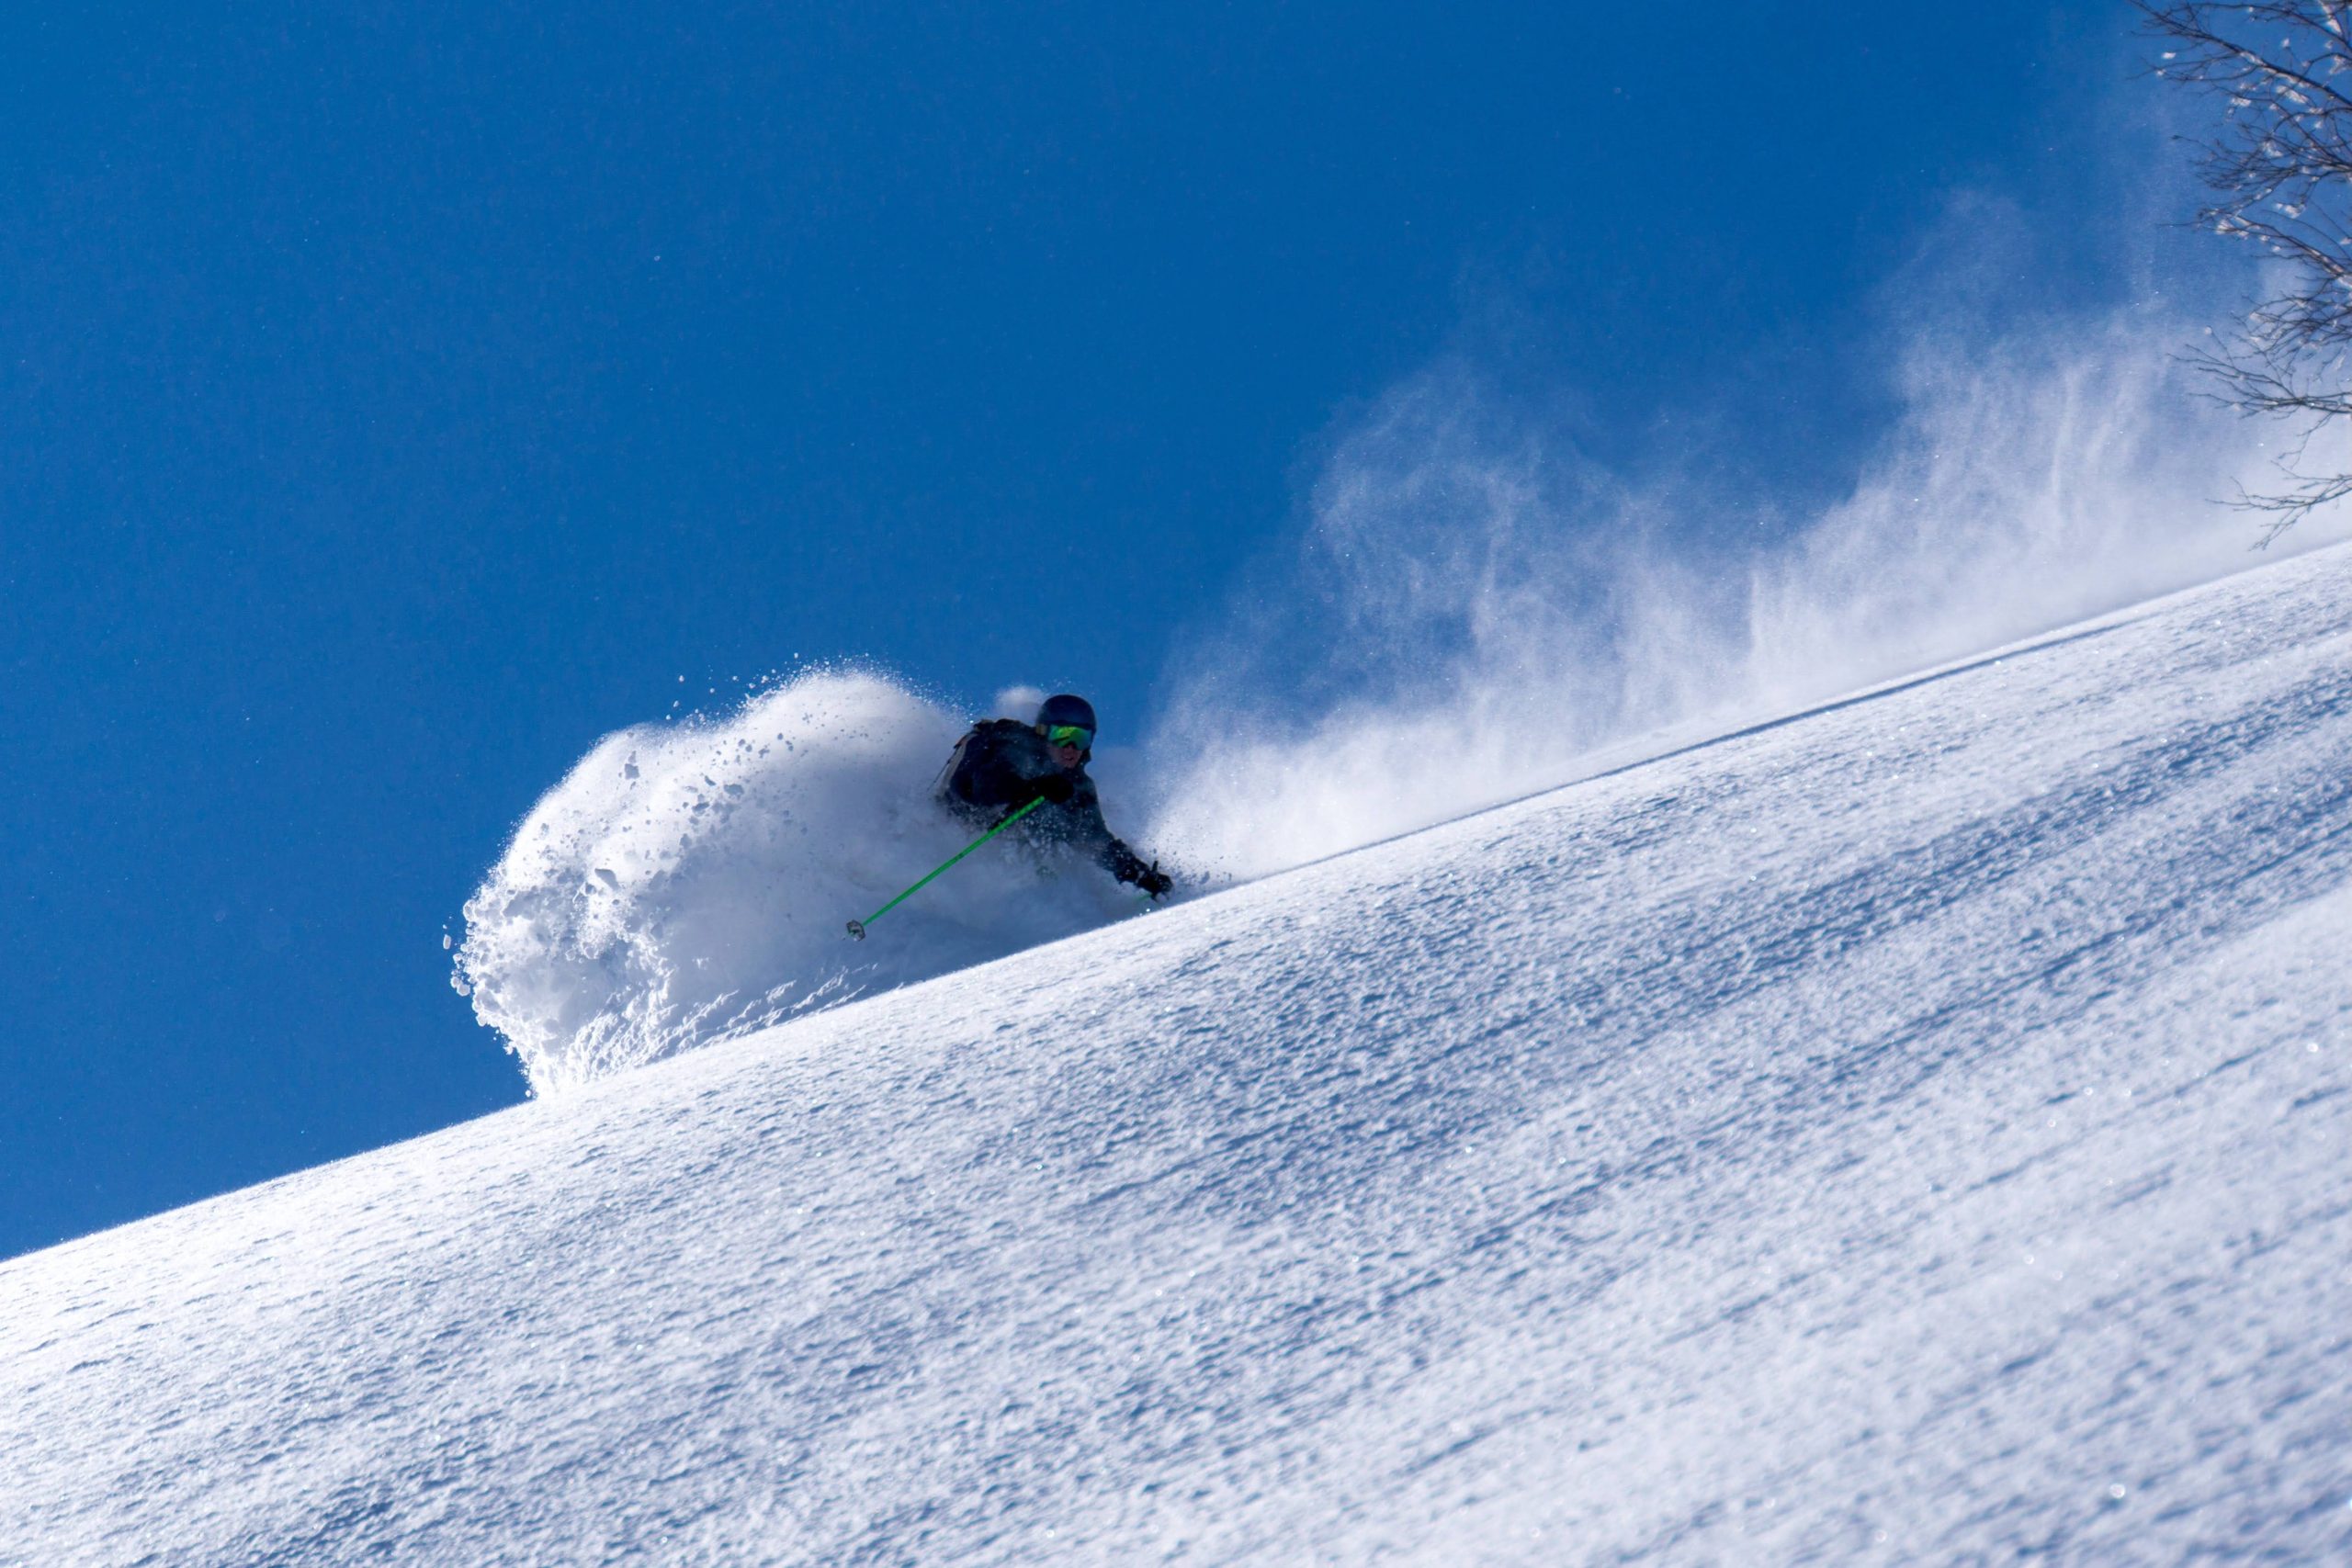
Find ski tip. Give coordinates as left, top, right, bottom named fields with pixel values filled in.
left=845, top=919, right=866, bottom=942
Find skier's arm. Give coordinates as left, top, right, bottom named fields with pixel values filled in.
left=1078, top=805, right=1173, bottom=897
left=1023, top=773, right=1076, bottom=806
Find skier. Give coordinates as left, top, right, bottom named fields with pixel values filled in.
left=940, top=694, right=1174, bottom=899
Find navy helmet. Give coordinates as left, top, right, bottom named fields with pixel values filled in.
left=1035, top=693, right=1098, bottom=733
left=1036, top=694, right=1098, bottom=759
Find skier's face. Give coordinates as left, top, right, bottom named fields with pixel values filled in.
left=1043, top=721, right=1091, bottom=770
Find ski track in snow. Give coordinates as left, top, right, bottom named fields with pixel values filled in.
left=6, top=547, right=2352, bottom=1563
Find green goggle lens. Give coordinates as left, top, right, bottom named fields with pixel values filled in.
left=1046, top=724, right=1093, bottom=750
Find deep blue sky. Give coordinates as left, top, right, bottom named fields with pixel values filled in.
left=5, top=2, right=2150, bottom=1258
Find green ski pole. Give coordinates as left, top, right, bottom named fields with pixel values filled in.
left=846, top=795, right=1046, bottom=940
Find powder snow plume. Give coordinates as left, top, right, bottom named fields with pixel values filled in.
left=455, top=671, right=1143, bottom=1094
left=1139, top=307, right=2352, bottom=881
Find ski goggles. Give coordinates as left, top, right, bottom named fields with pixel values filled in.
left=1044, top=724, right=1094, bottom=751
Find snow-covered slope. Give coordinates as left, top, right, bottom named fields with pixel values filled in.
left=7, top=547, right=2351, bottom=1564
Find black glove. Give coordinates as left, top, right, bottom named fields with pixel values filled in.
left=1135, top=863, right=1174, bottom=899
left=1025, top=773, right=1075, bottom=806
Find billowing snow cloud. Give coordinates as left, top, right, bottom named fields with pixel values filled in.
left=1140, top=308, right=2352, bottom=879
left=454, top=671, right=1143, bottom=1094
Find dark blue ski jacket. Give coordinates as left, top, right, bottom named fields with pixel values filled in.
left=938, top=719, right=1156, bottom=887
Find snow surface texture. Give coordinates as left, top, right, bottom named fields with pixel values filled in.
left=7, top=546, right=2350, bottom=1563
left=455, top=673, right=1148, bottom=1093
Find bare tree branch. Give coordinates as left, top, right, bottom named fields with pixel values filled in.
left=2137, top=1, right=2352, bottom=541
